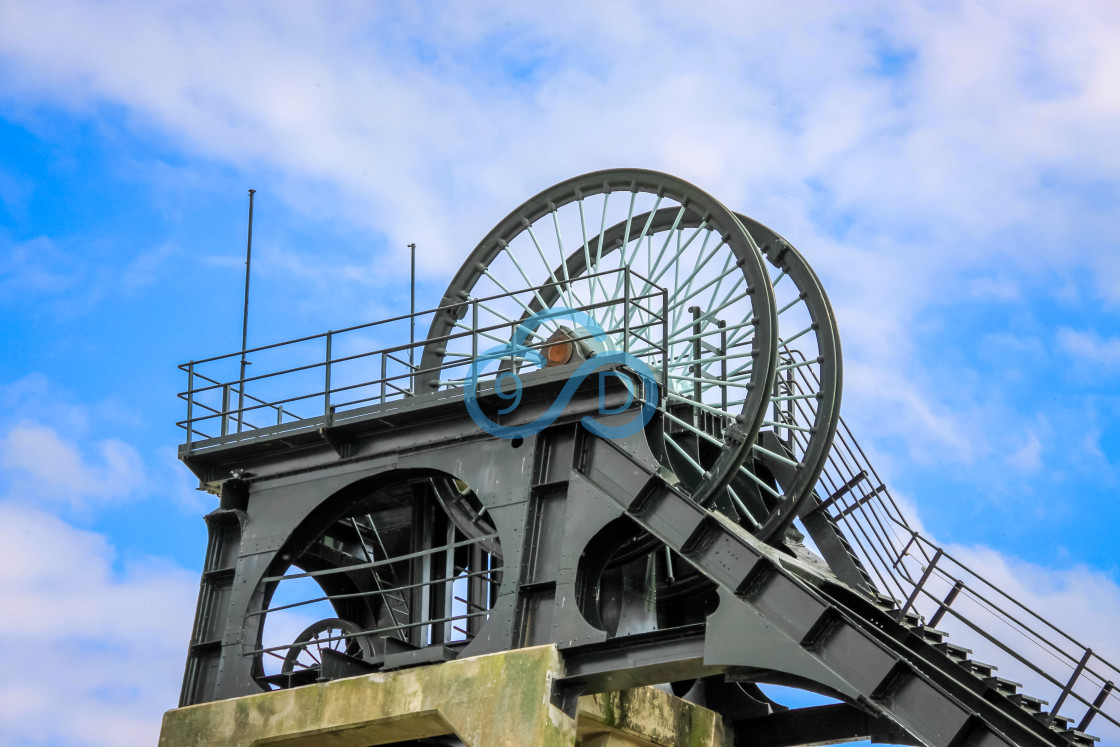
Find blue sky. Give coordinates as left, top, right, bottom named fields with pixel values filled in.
left=1, top=2, right=1119, bottom=744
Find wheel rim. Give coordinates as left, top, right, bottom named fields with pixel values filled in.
left=734, top=214, right=842, bottom=541
left=574, top=217, right=841, bottom=630
left=420, top=168, right=779, bottom=506
left=280, top=617, right=372, bottom=674
left=256, top=474, right=503, bottom=688
left=506, top=208, right=841, bottom=539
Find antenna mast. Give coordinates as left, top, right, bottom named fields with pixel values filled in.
left=237, top=189, right=256, bottom=433
left=409, top=242, right=416, bottom=392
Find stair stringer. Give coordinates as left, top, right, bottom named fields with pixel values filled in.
left=578, top=433, right=1074, bottom=747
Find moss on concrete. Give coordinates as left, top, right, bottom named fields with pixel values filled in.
left=577, top=688, right=729, bottom=747
left=160, top=646, right=574, bottom=747
left=160, top=645, right=727, bottom=747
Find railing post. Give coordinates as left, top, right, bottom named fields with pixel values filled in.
left=1048, top=648, right=1092, bottom=725
left=928, top=579, right=963, bottom=628
left=689, top=306, right=702, bottom=404
left=1077, top=679, right=1114, bottom=732
left=782, top=356, right=794, bottom=447
left=892, top=530, right=919, bottom=569
left=623, top=270, right=631, bottom=354
left=471, top=299, right=478, bottom=366
left=186, top=361, right=195, bottom=449
left=408, top=336, right=417, bottom=398
left=236, top=359, right=246, bottom=434
left=718, top=320, right=728, bottom=414
left=221, top=384, right=231, bottom=437
left=894, top=547, right=942, bottom=622
left=380, top=352, right=387, bottom=403
left=661, top=287, right=668, bottom=402
left=324, top=331, right=333, bottom=426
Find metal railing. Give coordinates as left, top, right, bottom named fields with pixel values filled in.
left=179, top=267, right=670, bottom=450
left=177, top=277, right=1118, bottom=735
left=775, top=351, right=1119, bottom=737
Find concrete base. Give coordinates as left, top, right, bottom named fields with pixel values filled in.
left=578, top=689, right=729, bottom=747
left=159, top=645, right=729, bottom=747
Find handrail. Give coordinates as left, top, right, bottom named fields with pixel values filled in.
left=179, top=267, right=670, bottom=445
left=177, top=266, right=663, bottom=369
left=180, top=289, right=665, bottom=399
left=777, top=350, right=1120, bottom=735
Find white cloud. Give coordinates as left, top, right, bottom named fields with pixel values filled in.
left=0, top=420, right=145, bottom=510
left=0, top=503, right=196, bottom=746
left=0, top=376, right=202, bottom=744
left=0, top=5, right=1117, bottom=739
left=120, top=242, right=178, bottom=291
left=0, top=0, right=1118, bottom=469
left=0, top=1, right=1115, bottom=263
left=837, top=484, right=1120, bottom=740
left=1006, top=430, right=1043, bottom=473
left=0, top=375, right=88, bottom=432
left=0, top=234, right=80, bottom=304
left=968, top=277, right=1020, bottom=300
left=0, top=376, right=151, bottom=511
left=1057, top=327, right=1120, bottom=370
left=933, top=544, right=1120, bottom=744
left=943, top=546, right=1120, bottom=661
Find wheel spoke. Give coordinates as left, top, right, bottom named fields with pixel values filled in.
left=524, top=223, right=574, bottom=309
left=669, top=244, right=730, bottom=336
left=665, top=390, right=737, bottom=420
left=577, top=197, right=598, bottom=306
left=550, top=207, right=588, bottom=311
left=497, top=249, right=557, bottom=321
left=420, top=169, right=780, bottom=519
left=779, top=324, right=814, bottom=349
left=738, top=463, right=783, bottom=500
left=727, top=486, right=762, bottom=529
left=605, top=190, right=638, bottom=302
left=751, top=442, right=800, bottom=468
left=646, top=213, right=706, bottom=290
left=662, top=409, right=722, bottom=447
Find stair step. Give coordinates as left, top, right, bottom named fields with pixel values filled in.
left=583, top=445, right=1103, bottom=747
left=900, top=609, right=922, bottom=625
left=873, top=591, right=899, bottom=610
left=966, top=659, right=999, bottom=678
left=915, top=625, right=948, bottom=644
left=983, top=676, right=1022, bottom=696
left=935, top=642, right=972, bottom=662
left=1012, top=693, right=1048, bottom=713
left=1061, top=728, right=1100, bottom=746
left=1033, top=712, right=1073, bottom=730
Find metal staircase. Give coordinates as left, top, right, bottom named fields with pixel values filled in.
left=172, top=168, right=1118, bottom=746
left=575, top=427, right=1111, bottom=746
left=775, top=354, right=1119, bottom=744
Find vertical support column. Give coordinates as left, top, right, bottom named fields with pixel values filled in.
left=623, top=271, right=631, bottom=353
left=928, top=580, right=963, bottom=628
left=179, top=508, right=245, bottom=707
left=690, top=305, right=702, bottom=404
left=718, top=320, right=728, bottom=414
left=324, top=331, right=333, bottom=425
left=660, top=287, right=669, bottom=400
left=221, top=384, right=231, bottom=437
left=1077, top=680, right=1114, bottom=732
left=410, top=486, right=434, bottom=647
left=895, top=548, right=942, bottom=622
left=471, top=298, right=478, bottom=364
left=185, top=361, right=195, bottom=448
left=1048, top=648, right=1092, bottom=725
